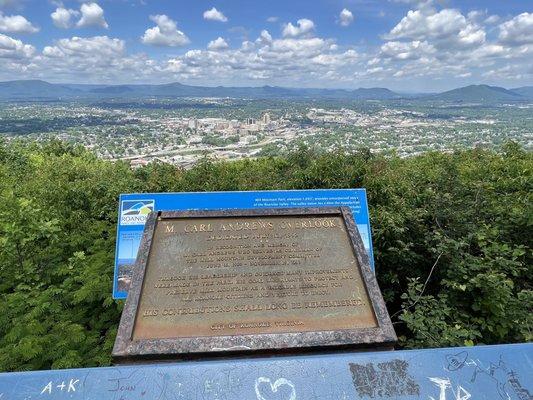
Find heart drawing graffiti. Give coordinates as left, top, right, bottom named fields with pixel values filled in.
left=254, top=377, right=296, bottom=400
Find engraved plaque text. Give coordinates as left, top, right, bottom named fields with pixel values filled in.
left=132, top=214, right=377, bottom=340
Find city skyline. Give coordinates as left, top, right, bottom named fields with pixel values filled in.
left=0, top=0, right=532, bottom=91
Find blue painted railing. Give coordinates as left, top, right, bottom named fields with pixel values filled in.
left=0, top=343, right=531, bottom=399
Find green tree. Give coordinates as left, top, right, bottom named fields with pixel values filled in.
left=0, top=139, right=531, bottom=371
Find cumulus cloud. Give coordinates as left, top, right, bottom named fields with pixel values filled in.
left=33, top=35, right=158, bottom=82
left=271, top=37, right=327, bottom=54
left=386, top=8, right=485, bottom=48
left=43, top=36, right=124, bottom=58
left=1, top=1, right=531, bottom=88
left=2, top=27, right=356, bottom=85
left=207, top=37, right=229, bottom=51
left=163, top=28, right=360, bottom=86
left=266, top=16, right=278, bottom=23
left=338, top=9, right=354, bottom=27
left=141, top=14, right=189, bottom=47
left=0, top=12, right=38, bottom=33
left=484, top=15, right=500, bottom=25
left=203, top=7, right=227, bottom=22
left=282, top=18, right=315, bottom=38
left=76, top=2, right=108, bottom=29
left=256, top=29, right=272, bottom=45
left=467, top=10, right=484, bottom=21
left=311, top=49, right=358, bottom=66
left=359, top=3, right=533, bottom=85
left=380, top=40, right=435, bottom=60
left=498, top=13, right=533, bottom=45
left=51, top=7, right=79, bottom=29
left=0, top=32, right=34, bottom=58
left=483, top=64, right=527, bottom=80
left=2, top=25, right=354, bottom=85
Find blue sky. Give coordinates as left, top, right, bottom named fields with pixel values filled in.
left=0, top=0, right=531, bottom=91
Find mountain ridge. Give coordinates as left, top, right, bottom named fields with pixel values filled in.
left=0, top=80, right=531, bottom=102
left=510, top=86, right=533, bottom=99
left=429, top=84, right=526, bottom=102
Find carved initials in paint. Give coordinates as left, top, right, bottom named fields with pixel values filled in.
left=428, top=377, right=471, bottom=400
left=40, top=379, right=79, bottom=395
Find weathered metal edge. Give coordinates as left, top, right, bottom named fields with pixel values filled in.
left=112, top=207, right=396, bottom=362
left=340, top=207, right=397, bottom=344
left=158, top=207, right=348, bottom=219
left=112, top=211, right=159, bottom=358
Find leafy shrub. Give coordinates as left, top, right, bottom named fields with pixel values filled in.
left=0, top=139, right=530, bottom=371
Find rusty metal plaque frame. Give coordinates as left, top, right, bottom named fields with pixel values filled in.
left=113, top=207, right=396, bottom=363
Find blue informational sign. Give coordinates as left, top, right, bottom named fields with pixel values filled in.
left=114, top=189, right=374, bottom=299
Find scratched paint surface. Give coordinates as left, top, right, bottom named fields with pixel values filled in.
left=0, top=343, right=531, bottom=399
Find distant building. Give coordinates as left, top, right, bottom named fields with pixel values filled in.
left=215, top=122, right=229, bottom=130
left=188, top=119, right=198, bottom=130
left=262, top=113, right=271, bottom=124
left=130, top=158, right=149, bottom=169
left=246, top=117, right=255, bottom=125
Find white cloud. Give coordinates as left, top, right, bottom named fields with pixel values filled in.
left=0, top=33, right=37, bottom=78
left=387, top=8, right=485, bottom=48
left=282, top=18, right=315, bottom=38
left=256, top=29, right=272, bottom=45
left=2, top=28, right=357, bottom=85
left=162, top=29, right=360, bottom=86
left=34, top=36, right=158, bottom=83
left=483, top=64, right=527, bottom=80
left=359, top=4, right=533, bottom=85
left=473, top=44, right=506, bottom=58
left=380, top=40, right=435, bottom=60
left=43, top=36, right=124, bottom=58
left=207, top=36, right=228, bottom=51
left=271, top=37, right=327, bottom=55
left=454, top=23, right=485, bottom=48
left=1, top=2, right=531, bottom=89
left=76, top=2, right=108, bottom=29
left=388, top=8, right=445, bottom=39
left=0, top=12, right=38, bottom=33
left=484, top=15, right=500, bottom=25
left=467, top=10, right=484, bottom=20
left=266, top=16, right=278, bottom=23
left=203, top=7, right=227, bottom=22
left=141, top=14, right=189, bottom=47
left=0, top=32, right=34, bottom=58
left=51, top=7, right=79, bottom=29
left=338, top=9, right=354, bottom=27
left=311, top=49, right=358, bottom=66
left=498, top=13, right=533, bottom=45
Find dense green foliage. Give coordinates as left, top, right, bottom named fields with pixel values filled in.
left=0, top=139, right=531, bottom=371
left=202, top=134, right=240, bottom=147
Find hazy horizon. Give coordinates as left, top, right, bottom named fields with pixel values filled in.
left=2, top=79, right=532, bottom=94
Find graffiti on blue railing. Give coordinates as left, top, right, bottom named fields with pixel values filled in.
left=0, top=343, right=531, bottom=400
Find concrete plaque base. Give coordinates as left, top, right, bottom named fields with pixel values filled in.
left=113, top=207, right=396, bottom=363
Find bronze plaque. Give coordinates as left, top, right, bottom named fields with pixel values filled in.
left=113, top=208, right=396, bottom=362
left=133, top=214, right=377, bottom=340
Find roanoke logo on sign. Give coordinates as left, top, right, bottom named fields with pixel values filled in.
left=120, top=200, right=155, bottom=225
